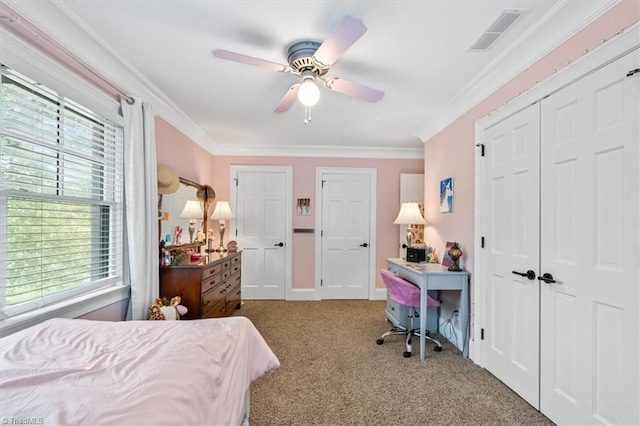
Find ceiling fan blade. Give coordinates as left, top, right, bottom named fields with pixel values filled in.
left=313, top=15, right=367, bottom=68
left=274, top=84, right=301, bottom=113
left=325, top=77, right=384, bottom=103
left=213, top=49, right=288, bottom=72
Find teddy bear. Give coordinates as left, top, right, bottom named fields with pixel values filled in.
left=148, top=296, right=188, bottom=320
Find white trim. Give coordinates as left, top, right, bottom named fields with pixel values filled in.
left=415, top=0, right=619, bottom=143
left=288, top=288, right=319, bottom=301
left=473, top=22, right=640, bottom=368
left=0, top=285, right=130, bottom=338
left=471, top=124, right=485, bottom=366
left=0, top=30, right=122, bottom=124
left=4, top=0, right=216, bottom=153
left=211, top=143, right=424, bottom=160
left=477, top=22, right=640, bottom=130
left=374, top=287, right=387, bottom=301
left=229, top=165, right=293, bottom=301
left=314, top=167, right=377, bottom=300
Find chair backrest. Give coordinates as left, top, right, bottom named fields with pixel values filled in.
left=380, top=269, right=438, bottom=309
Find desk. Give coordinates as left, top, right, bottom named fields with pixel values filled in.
left=386, top=259, right=469, bottom=360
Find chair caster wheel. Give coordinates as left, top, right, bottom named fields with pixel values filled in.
left=376, top=338, right=384, bottom=345
left=434, top=346, right=442, bottom=352
left=403, top=351, right=411, bottom=358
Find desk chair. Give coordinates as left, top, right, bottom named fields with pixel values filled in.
left=377, top=269, right=442, bottom=358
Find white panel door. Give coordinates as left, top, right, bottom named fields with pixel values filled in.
left=233, top=166, right=291, bottom=300
left=539, top=52, right=639, bottom=425
left=399, top=173, right=424, bottom=257
left=320, top=171, right=371, bottom=299
left=481, top=103, right=541, bottom=407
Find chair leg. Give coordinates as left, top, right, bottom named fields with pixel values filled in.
left=411, top=329, right=443, bottom=352
left=403, top=313, right=414, bottom=357
left=376, top=326, right=407, bottom=345
left=403, top=331, right=412, bottom=358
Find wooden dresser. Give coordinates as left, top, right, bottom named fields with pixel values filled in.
left=159, top=251, right=242, bottom=319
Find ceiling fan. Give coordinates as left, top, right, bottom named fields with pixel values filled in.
left=212, top=15, right=384, bottom=123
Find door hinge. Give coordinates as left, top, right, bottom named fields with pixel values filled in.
left=234, top=177, right=238, bottom=186
left=235, top=229, right=237, bottom=236
left=320, top=279, right=323, bottom=287
left=626, top=68, right=640, bottom=77
left=481, top=328, right=485, bottom=340
left=481, top=236, right=485, bottom=248
left=475, top=143, right=485, bottom=157
left=321, top=180, right=326, bottom=187
left=321, top=230, right=323, bottom=237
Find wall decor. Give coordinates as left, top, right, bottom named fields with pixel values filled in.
left=440, top=177, right=453, bottom=213
left=297, top=198, right=310, bottom=215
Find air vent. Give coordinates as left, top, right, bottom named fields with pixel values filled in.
left=468, top=9, right=525, bottom=52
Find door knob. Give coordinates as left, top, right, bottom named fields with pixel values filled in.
left=537, top=273, right=556, bottom=284
left=360, top=243, right=368, bottom=247
left=274, top=242, right=284, bottom=247
left=512, top=270, right=536, bottom=280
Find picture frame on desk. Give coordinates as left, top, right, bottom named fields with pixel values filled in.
left=442, top=241, right=455, bottom=268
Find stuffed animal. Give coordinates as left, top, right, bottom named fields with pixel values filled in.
left=148, top=296, right=188, bottom=320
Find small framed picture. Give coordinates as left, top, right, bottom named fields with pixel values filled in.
left=297, top=198, right=310, bottom=215
left=440, top=177, right=453, bottom=213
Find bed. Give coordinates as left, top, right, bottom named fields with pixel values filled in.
left=0, top=316, right=280, bottom=425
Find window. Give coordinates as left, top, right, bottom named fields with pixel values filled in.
left=0, top=66, right=124, bottom=319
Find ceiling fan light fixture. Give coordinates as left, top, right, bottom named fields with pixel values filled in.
left=298, top=76, right=320, bottom=107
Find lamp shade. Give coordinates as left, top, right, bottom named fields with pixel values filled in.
left=179, top=200, right=203, bottom=219
left=393, top=202, right=425, bottom=225
left=210, top=201, right=234, bottom=220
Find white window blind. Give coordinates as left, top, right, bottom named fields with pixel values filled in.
left=0, top=66, right=124, bottom=318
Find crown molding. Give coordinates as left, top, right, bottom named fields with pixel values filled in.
left=211, top=143, right=424, bottom=159
left=413, top=0, right=619, bottom=143
left=4, top=0, right=217, bottom=153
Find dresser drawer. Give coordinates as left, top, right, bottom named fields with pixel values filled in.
left=202, top=284, right=226, bottom=312
left=201, top=273, right=224, bottom=294
left=228, top=270, right=241, bottom=287
left=203, top=299, right=227, bottom=318
left=229, top=261, right=241, bottom=275
left=202, top=263, right=222, bottom=280
left=231, top=254, right=241, bottom=266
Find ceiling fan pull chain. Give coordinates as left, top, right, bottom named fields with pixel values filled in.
left=304, top=106, right=312, bottom=124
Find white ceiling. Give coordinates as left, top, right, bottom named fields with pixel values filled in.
left=7, top=1, right=617, bottom=157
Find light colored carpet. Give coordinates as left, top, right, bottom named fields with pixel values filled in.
left=239, top=300, right=552, bottom=426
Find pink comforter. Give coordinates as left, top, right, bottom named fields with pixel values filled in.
left=0, top=317, right=280, bottom=425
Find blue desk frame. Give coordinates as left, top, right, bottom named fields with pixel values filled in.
left=386, top=259, right=469, bottom=360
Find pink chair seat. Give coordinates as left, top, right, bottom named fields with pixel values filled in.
left=380, top=269, right=438, bottom=309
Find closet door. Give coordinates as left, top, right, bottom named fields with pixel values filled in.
left=539, top=52, right=639, bottom=425
left=481, top=103, right=541, bottom=407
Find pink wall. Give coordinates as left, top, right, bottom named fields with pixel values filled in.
left=155, top=117, right=217, bottom=231
left=424, top=4, right=639, bottom=311
left=211, top=156, right=423, bottom=290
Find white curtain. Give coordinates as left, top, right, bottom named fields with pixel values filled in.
left=121, top=98, right=158, bottom=320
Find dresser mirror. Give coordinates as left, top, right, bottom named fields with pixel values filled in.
left=159, top=177, right=215, bottom=250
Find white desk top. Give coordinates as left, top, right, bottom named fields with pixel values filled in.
left=387, top=258, right=468, bottom=276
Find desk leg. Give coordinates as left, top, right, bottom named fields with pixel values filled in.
left=461, top=279, right=469, bottom=358
left=419, top=285, right=427, bottom=361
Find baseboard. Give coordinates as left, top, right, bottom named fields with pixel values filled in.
left=287, top=288, right=319, bottom=301
left=373, top=288, right=387, bottom=301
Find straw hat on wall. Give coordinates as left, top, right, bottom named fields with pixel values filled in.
left=157, top=163, right=179, bottom=194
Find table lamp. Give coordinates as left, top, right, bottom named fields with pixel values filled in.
left=393, top=202, right=426, bottom=248
left=210, top=201, right=234, bottom=252
left=179, top=200, right=203, bottom=243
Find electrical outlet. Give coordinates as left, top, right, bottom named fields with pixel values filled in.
left=453, top=310, right=459, bottom=316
